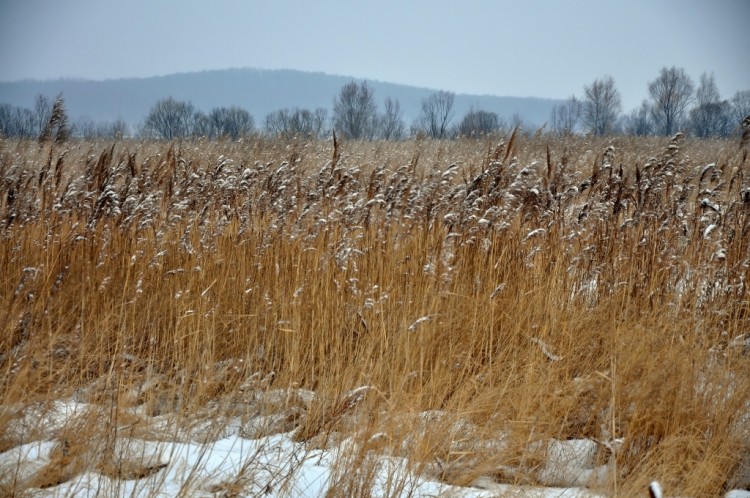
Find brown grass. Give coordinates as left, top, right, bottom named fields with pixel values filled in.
left=0, top=134, right=748, bottom=497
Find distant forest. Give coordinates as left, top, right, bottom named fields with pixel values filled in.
left=0, top=67, right=748, bottom=140
left=0, top=68, right=558, bottom=139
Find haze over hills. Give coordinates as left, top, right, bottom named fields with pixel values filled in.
left=0, top=68, right=560, bottom=130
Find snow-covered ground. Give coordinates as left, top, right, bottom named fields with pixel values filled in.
left=3, top=433, right=603, bottom=498
left=1, top=396, right=748, bottom=497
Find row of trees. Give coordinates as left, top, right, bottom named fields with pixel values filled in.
left=1, top=94, right=128, bottom=140
left=331, top=82, right=518, bottom=140
left=0, top=84, right=510, bottom=141
left=141, top=98, right=254, bottom=140
left=140, top=99, right=328, bottom=140
left=0, top=93, right=58, bottom=139
left=0, top=94, right=72, bottom=143
left=550, top=67, right=750, bottom=138
left=2, top=69, right=748, bottom=141
left=0, top=105, right=128, bottom=140
left=138, top=84, right=463, bottom=140
left=0, top=95, right=253, bottom=141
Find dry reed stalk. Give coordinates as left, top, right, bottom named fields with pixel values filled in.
left=0, top=135, right=747, bottom=497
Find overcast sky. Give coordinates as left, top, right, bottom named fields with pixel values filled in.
left=0, top=0, right=747, bottom=110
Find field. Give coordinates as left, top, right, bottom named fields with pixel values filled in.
left=1, top=133, right=749, bottom=497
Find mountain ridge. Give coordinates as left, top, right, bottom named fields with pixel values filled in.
left=0, top=67, right=561, bottom=128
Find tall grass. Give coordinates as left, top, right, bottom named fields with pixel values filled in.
left=0, top=134, right=748, bottom=496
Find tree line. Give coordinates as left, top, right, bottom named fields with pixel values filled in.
left=0, top=87, right=539, bottom=142
left=1, top=93, right=127, bottom=140
left=2, top=66, right=748, bottom=141
left=140, top=84, right=462, bottom=141
left=550, top=67, right=750, bottom=138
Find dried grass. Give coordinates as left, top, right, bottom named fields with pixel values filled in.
left=0, top=134, right=748, bottom=496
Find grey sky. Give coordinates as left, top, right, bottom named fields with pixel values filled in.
left=0, top=0, right=747, bottom=110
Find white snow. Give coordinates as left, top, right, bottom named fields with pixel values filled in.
left=1, top=432, right=606, bottom=498
left=538, top=439, right=607, bottom=488
left=0, top=398, right=746, bottom=497
left=649, top=480, right=664, bottom=498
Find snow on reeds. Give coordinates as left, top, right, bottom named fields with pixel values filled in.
left=0, top=134, right=748, bottom=496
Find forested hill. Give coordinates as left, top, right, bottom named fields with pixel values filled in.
left=0, top=68, right=560, bottom=127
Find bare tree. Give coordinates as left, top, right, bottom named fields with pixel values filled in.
left=457, top=108, right=501, bottom=138
left=191, top=111, right=211, bottom=138
left=99, top=118, right=129, bottom=139
left=378, top=97, right=405, bottom=140
left=73, top=117, right=130, bottom=139
left=265, top=108, right=328, bottom=139
left=550, top=96, right=581, bottom=136
left=113, top=119, right=128, bottom=139
left=581, top=76, right=621, bottom=136
left=34, top=94, right=52, bottom=137
left=313, top=108, right=329, bottom=138
left=289, top=108, right=327, bottom=138
left=510, top=112, right=524, bottom=131
left=624, top=100, right=654, bottom=136
left=264, top=110, right=290, bottom=137
left=414, top=91, right=455, bottom=138
left=142, top=97, right=196, bottom=139
left=0, top=104, right=35, bottom=138
left=75, top=118, right=97, bottom=139
left=209, top=106, right=254, bottom=140
left=689, top=73, right=732, bottom=138
left=648, top=66, right=694, bottom=136
left=0, top=104, right=12, bottom=137
left=333, top=81, right=377, bottom=140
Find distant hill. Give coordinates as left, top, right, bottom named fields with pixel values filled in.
left=0, top=68, right=561, bottom=129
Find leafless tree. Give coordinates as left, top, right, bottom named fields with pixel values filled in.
left=142, top=97, right=196, bottom=139
left=457, top=108, right=502, bottom=138
left=209, top=106, right=254, bottom=140
left=414, top=91, right=455, bottom=138
left=73, top=117, right=130, bottom=139
left=333, top=81, right=377, bottom=140
left=0, top=104, right=35, bottom=138
left=581, top=76, right=621, bottom=136
left=265, top=108, right=328, bottom=139
left=624, top=100, right=654, bottom=136
left=264, top=109, right=290, bottom=137
left=689, top=73, right=732, bottom=138
left=34, top=94, right=52, bottom=137
left=550, top=96, right=581, bottom=136
left=99, top=118, right=129, bottom=139
left=648, top=66, right=694, bottom=136
left=75, top=118, right=97, bottom=139
left=510, top=112, right=524, bottom=131
left=290, top=107, right=327, bottom=138
left=313, top=108, right=329, bottom=138
left=0, top=104, right=13, bottom=137
left=191, top=111, right=211, bottom=138
left=378, top=97, right=405, bottom=140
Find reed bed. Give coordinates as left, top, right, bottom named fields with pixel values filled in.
left=0, top=133, right=748, bottom=497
